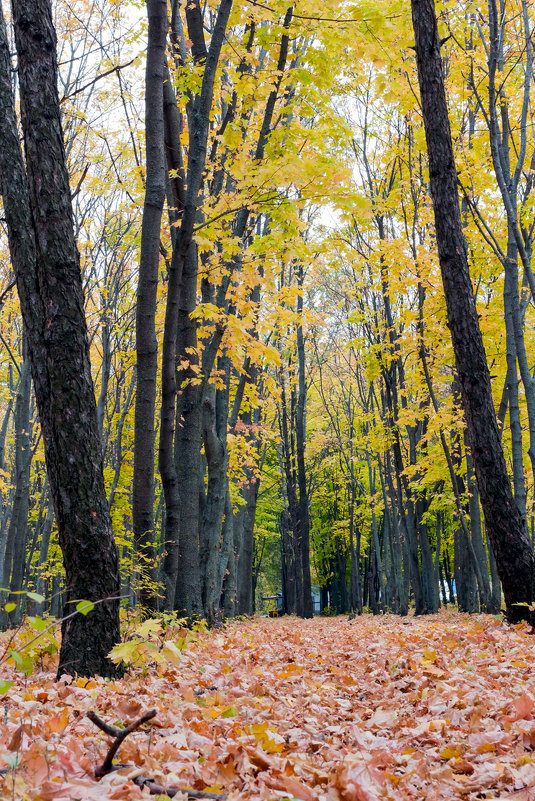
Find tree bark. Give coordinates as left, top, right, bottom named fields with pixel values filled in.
left=3, top=345, right=32, bottom=625
left=411, top=0, right=534, bottom=613
left=133, top=0, right=167, bottom=612
left=0, top=0, right=121, bottom=676
left=295, top=262, right=313, bottom=618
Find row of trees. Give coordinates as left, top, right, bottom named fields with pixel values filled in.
left=256, top=0, right=535, bottom=619
left=0, top=0, right=534, bottom=676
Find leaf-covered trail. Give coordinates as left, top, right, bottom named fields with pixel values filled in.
left=3, top=612, right=535, bottom=800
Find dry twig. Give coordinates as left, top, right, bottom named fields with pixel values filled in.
left=87, top=709, right=227, bottom=799
left=86, top=709, right=157, bottom=776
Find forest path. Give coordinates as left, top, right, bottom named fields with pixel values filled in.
left=2, top=612, right=535, bottom=800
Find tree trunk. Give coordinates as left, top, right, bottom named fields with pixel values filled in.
left=221, top=486, right=236, bottom=617
left=4, top=346, right=32, bottom=625
left=295, top=262, right=313, bottom=617
left=0, top=0, right=121, bottom=677
left=133, top=0, right=167, bottom=613
left=454, top=527, right=478, bottom=613
left=201, top=362, right=230, bottom=624
left=411, top=0, right=534, bottom=614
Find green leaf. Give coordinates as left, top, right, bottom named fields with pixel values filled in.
left=109, top=639, right=140, bottom=666
left=26, top=591, right=45, bottom=603
left=28, top=616, right=47, bottom=632
left=221, top=705, right=239, bottom=718
left=0, top=680, right=12, bottom=695
left=9, top=650, right=34, bottom=677
left=76, top=600, right=95, bottom=616
left=3, top=602, right=16, bottom=613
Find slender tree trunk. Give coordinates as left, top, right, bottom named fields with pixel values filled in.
left=384, top=449, right=408, bottom=614
left=221, top=485, right=236, bottom=617
left=295, top=263, right=312, bottom=617
left=454, top=527, right=478, bottom=613
left=133, top=0, right=167, bottom=612
left=171, top=245, right=203, bottom=617
left=35, top=492, right=54, bottom=606
left=503, top=238, right=528, bottom=520
left=5, top=347, right=32, bottom=625
left=279, top=371, right=300, bottom=614
left=411, top=0, right=534, bottom=614
left=466, top=443, right=496, bottom=611
left=201, top=360, right=230, bottom=624
left=235, top=450, right=260, bottom=614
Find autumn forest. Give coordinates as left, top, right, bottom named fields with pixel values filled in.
left=1, top=0, right=535, bottom=798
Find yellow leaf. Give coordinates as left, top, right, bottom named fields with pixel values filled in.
left=45, top=707, right=69, bottom=734
left=441, top=747, right=462, bottom=760
left=162, top=641, right=182, bottom=667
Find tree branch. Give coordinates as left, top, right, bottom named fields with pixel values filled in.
left=87, top=708, right=157, bottom=776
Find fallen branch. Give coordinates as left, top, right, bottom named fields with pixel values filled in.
left=134, top=776, right=227, bottom=799
left=87, top=709, right=157, bottom=776
left=87, top=710, right=227, bottom=799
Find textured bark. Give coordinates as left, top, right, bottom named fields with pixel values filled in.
left=279, top=370, right=300, bottom=614
left=295, top=263, right=313, bottom=618
left=163, top=245, right=203, bottom=615
left=454, top=527, right=478, bottom=613
left=0, top=0, right=121, bottom=676
left=466, top=444, right=496, bottom=612
left=201, top=359, right=230, bottom=625
left=503, top=243, right=527, bottom=520
left=133, top=0, right=167, bottom=612
left=220, top=484, right=235, bottom=617
left=411, top=0, right=534, bottom=612
left=383, top=454, right=405, bottom=614
left=3, top=348, right=32, bottom=625
left=235, top=440, right=260, bottom=615
left=366, top=452, right=385, bottom=612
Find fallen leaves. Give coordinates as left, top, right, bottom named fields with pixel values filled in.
left=3, top=611, right=535, bottom=799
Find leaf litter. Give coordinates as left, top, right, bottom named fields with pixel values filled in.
left=2, top=611, right=535, bottom=799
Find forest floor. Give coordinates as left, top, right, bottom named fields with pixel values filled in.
left=2, top=611, right=535, bottom=800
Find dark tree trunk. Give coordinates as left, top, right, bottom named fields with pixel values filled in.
left=454, top=527, right=478, bottom=613
left=201, top=360, right=230, bottom=624
left=411, top=0, right=534, bottom=614
left=279, top=371, right=300, bottom=614
left=347, top=481, right=362, bottom=614
left=34, top=492, right=55, bottom=608
left=384, top=450, right=408, bottom=615
left=235, top=461, right=260, bottom=615
left=221, top=486, right=236, bottom=618
left=466, top=443, right=496, bottom=611
left=280, top=509, right=296, bottom=614
left=487, top=530, right=502, bottom=610
left=133, top=0, right=168, bottom=612
left=4, top=346, right=32, bottom=625
left=295, top=263, right=313, bottom=617
left=0, top=0, right=121, bottom=677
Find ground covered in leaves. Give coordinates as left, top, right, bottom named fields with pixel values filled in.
left=3, top=612, right=535, bottom=800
